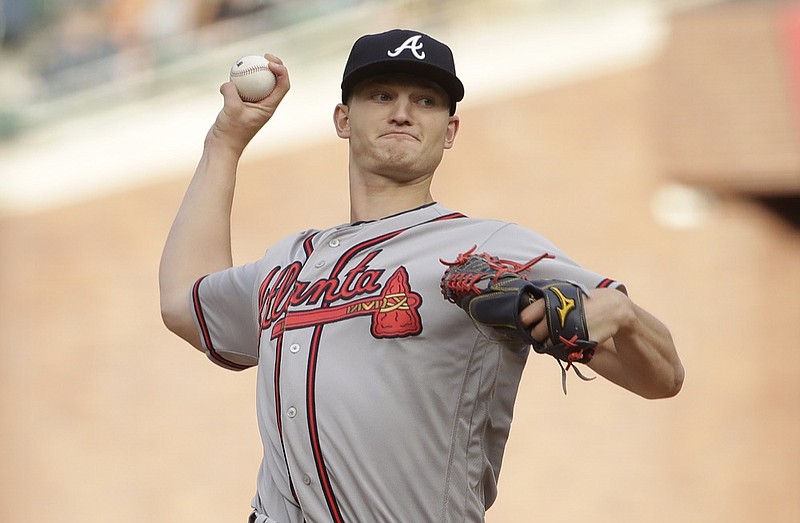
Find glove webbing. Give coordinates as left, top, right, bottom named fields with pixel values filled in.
left=440, top=246, right=555, bottom=301
left=440, top=248, right=595, bottom=394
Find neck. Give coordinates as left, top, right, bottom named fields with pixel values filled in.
left=348, top=171, right=435, bottom=223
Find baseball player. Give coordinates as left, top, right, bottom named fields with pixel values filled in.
left=159, top=29, right=684, bottom=522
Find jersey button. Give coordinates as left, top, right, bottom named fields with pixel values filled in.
left=302, top=475, right=311, bottom=485
left=287, top=407, right=297, bottom=418
left=289, top=343, right=301, bottom=353
left=328, top=238, right=340, bottom=248
left=314, top=260, right=326, bottom=268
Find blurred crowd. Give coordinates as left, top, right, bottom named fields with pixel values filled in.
left=0, top=0, right=370, bottom=103
left=0, top=0, right=286, bottom=51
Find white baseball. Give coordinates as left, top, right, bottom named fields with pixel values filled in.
left=230, top=55, right=276, bottom=102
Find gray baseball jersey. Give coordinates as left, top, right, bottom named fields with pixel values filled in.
left=191, top=203, right=621, bottom=523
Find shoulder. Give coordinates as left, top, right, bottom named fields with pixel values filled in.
left=256, top=228, right=324, bottom=262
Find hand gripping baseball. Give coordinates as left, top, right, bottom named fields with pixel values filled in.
left=440, top=247, right=597, bottom=393
left=212, top=54, right=290, bottom=154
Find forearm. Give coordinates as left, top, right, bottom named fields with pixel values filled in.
left=589, top=295, right=684, bottom=399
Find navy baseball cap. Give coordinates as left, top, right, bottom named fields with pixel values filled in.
left=341, top=29, right=465, bottom=115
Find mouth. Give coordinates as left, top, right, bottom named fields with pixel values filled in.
left=380, top=131, right=418, bottom=141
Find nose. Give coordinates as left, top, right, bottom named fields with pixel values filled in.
left=388, top=98, right=413, bottom=125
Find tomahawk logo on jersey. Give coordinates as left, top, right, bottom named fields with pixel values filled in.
left=258, top=251, right=423, bottom=340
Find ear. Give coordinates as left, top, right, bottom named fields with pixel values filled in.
left=443, top=115, right=460, bottom=149
left=333, top=103, right=350, bottom=139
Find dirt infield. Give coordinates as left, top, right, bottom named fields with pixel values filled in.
left=1, top=64, right=798, bottom=522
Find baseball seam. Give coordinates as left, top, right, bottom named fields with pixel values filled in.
left=230, top=65, right=271, bottom=77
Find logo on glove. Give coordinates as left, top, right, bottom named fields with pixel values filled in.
left=550, top=286, right=576, bottom=328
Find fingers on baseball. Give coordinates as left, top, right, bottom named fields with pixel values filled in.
left=264, top=53, right=283, bottom=65
left=261, top=55, right=289, bottom=87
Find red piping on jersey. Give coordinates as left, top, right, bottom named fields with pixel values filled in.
left=302, top=211, right=466, bottom=521
left=596, top=278, right=616, bottom=288
left=271, top=239, right=319, bottom=506
left=306, top=323, right=342, bottom=522
left=192, top=275, right=251, bottom=371
left=272, top=330, right=301, bottom=505
left=273, top=332, right=285, bottom=443
left=303, top=232, right=318, bottom=258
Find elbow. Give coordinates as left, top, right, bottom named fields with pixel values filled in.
left=159, top=291, right=197, bottom=343
left=160, top=302, right=180, bottom=335
left=666, top=361, right=686, bottom=397
left=158, top=272, right=193, bottom=334
left=645, top=361, right=685, bottom=400
left=159, top=296, right=184, bottom=336
left=659, top=337, right=686, bottom=398
left=158, top=276, right=203, bottom=350
left=644, top=329, right=685, bottom=400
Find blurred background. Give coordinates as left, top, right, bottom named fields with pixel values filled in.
left=1, top=0, right=798, bottom=521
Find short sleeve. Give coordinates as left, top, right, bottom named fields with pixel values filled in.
left=478, top=223, right=626, bottom=293
left=191, top=262, right=261, bottom=370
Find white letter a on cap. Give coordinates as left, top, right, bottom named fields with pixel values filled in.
left=387, top=35, right=426, bottom=60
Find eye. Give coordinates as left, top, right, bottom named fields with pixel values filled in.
left=415, top=93, right=444, bottom=108
left=372, top=92, right=392, bottom=102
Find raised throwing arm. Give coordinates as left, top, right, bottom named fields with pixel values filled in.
left=158, top=55, right=290, bottom=349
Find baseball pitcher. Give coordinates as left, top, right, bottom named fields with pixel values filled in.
left=159, top=29, right=684, bottom=523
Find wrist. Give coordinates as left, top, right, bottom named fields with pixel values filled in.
left=611, top=291, right=638, bottom=339
left=203, top=127, right=248, bottom=160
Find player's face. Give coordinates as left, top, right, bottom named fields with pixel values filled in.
left=334, top=74, right=460, bottom=184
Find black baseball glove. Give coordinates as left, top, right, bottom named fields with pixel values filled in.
left=440, top=247, right=597, bottom=393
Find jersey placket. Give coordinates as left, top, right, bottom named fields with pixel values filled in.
left=276, top=229, right=349, bottom=522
